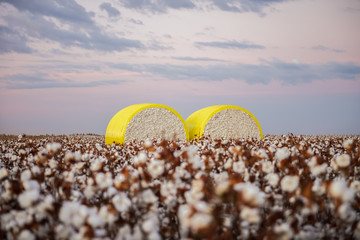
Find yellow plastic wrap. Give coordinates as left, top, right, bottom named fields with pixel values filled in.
left=105, top=103, right=188, bottom=145
left=185, top=105, right=263, bottom=140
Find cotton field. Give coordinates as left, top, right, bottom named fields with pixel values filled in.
left=1, top=134, right=360, bottom=240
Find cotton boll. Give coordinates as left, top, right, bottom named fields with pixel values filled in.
left=190, top=212, right=213, bottom=233
left=0, top=168, right=8, bottom=180
left=350, top=180, right=360, bottom=193
left=275, top=147, right=290, bottom=161
left=335, top=154, right=351, bottom=168
left=99, top=205, right=116, bottom=225
left=233, top=160, right=246, bottom=173
left=148, top=159, right=164, bottom=179
left=21, top=169, right=32, bottom=182
left=18, top=189, right=40, bottom=208
left=265, top=173, right=279, bottom=188
left=141, top=189, right=158, bottom=205
left=234, top=182, right=265, bottom=206
left=133, top=152, right=147, bottom=165
left=256, top=149, right=269, bottom=159
left=343, top=139, right=353, bottom=150
left=280, top=175, right=299, bottom=193
left=88, top=212, right=105, bottom=228
left=240, top=207, right=261, bottom=223
left=328, top=179, right=354, bottom=202
left=112, top=193, right=131, bottom=213
left=310, top=163, right=328, bottom=176
left=274, top=223, right=293, bottom=240
left=46, top=142, right=61, bottom=154
left=18, top=229, right=35, bottom=240
left=262, top=160, right=274, bottom=173
left=178, top=204, right=192, bottom=229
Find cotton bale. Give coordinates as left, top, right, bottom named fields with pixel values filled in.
left=105, top=104, right=188, bottom=144
left=185, top=105, right=263, bottom=140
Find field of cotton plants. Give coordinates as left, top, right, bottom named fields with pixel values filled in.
left=1, top=134, right=360, bottom=240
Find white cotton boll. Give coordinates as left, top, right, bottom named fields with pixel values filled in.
left=224, top=159, right=232, bottom=169
left=144, top=139, right=153, bottom=148
left=23, top=180, right=40, bottom=191
left=112, top=193, right=132, bottom=213
left=312, top=178, right=326, bottom=195
left=335, top=154, right=351, bottom=168
left=233, top=160, right=246, bottom=173
left=0, top=168, right=8, bottom=180
left=18, top=229, right=35, bottom=240
left=350, top=180, right=360, bottom=193
left=215, top=180, right=230, bottom=196
left=329, top=179, right=354, bottom=202
left=18, top=149, right=26, bottom=155
left=280, top=175, right=299, bottom=193
left=46, top=142, right=61, bottom=153
left=240, top=207, right=261, bottom=223
left=190, top=212, right=213, bottom=233
left=194, top=201, right=212, bottom=213
left=18, top=190, right=40, bottom=208
left=148, top=159, right=164, bottom=179
left=337, top=203, right=355, bottom=221
left=84, top=185, right=95, bottom=199
left=262, top=160, right=274, bottom=173
left=91, top=158, right=103, bottom=172
left=141, top=189, right=158, bottom=204
left=310, top=163, right=328, bottom=176
left=256, top=149, right=268, bottom=159
left=133, top=152, right=147, bottom=165
left=102, top=172, right=113, bottom=189
left=354, top=222, right=360, bottom=239
left=343, top=139, right=353, bottom=150
left=63, top=171, right=74, bottom=182
left=275, top=147, right=290, bottom=161
left=265, top=173, right=279, bottom=188
left=95, top=143, right=103, bottom=151
left=148, top=231, right=161, bottom=240
left=330, top=159, right=338, bottom=171
left=142, top=214, right=159, bottom=233
left=99, top=205, right=116, bottom=224
left=15, top=210, right=32, bottom=227
left=274, top=223, right=293, bottom=240
left=234, top=183, right=265, bottom=206
left=49, top=159, right=57, bottom=169
left=88, top=212, right=104, bottom=228
left=21, top=169, right=32, bottom=181
left=178, top=204, right=192, bottom=228
left=31, top=165, right=41, bottom=175
left=64, top=151, right=75, bottom=162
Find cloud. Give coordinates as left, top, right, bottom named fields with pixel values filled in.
left=312, top=45, right=345, bottom=53
left=0, top=0, right=144, bottom=53
left=99, top=2, right=121, bottom=18
left=1, top=73, right=126, bottom=89
left=1, top=0, right=95, bottom=26
left=110, top=60, right=360, bottom=84
left=0, top=25, right=32, bottom=53
left=118, top=0, right=196, bottom=13
left=118, top=0, right=290, bottom=14
left=210, top=0, right=290, bottom=13
left=129, top=18, right=143, bottom=25
left=172, top=56, right=227, bottom=62
left=195, top=40, right=265, bottom=49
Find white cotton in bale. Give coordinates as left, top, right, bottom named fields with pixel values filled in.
left=186, top=105, right=263, bottom=140
left=105, top=104, right=188, bottom=144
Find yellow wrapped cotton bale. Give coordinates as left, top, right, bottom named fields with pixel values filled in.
left=105, top=104, right=188, bottom=145
left=186, top=105, right=263, bottom=140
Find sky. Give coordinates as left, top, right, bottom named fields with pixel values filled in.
left=0, top=0, right=360, bottom=135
